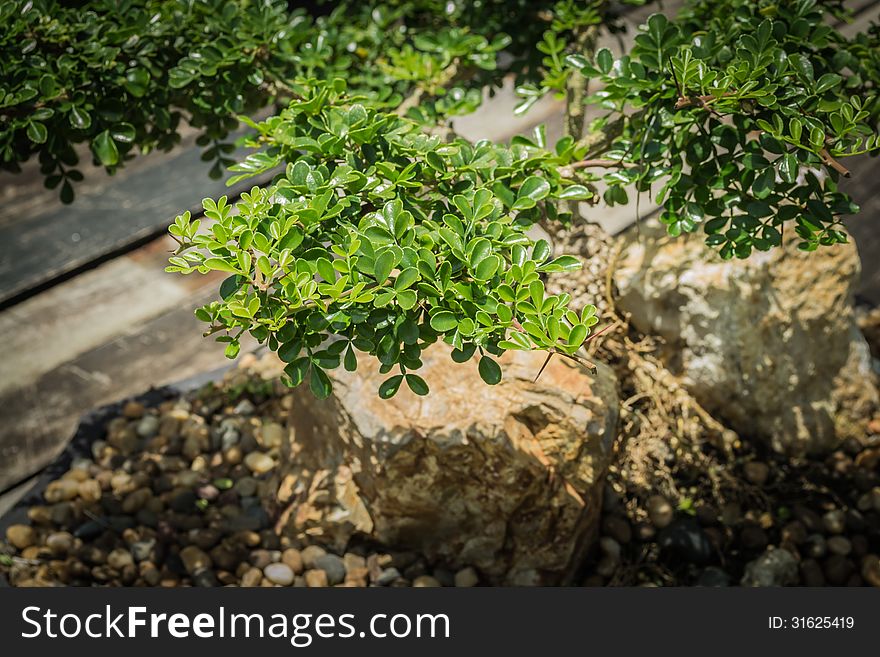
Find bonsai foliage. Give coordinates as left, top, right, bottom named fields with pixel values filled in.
left=563, top=0, right=880, bottom=256
left=166, top=80, right=597, bottom=398
left=1, top=0, right=608, bottom=201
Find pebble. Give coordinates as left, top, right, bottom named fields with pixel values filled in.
left=264, top=563, right=295, bottom=586
left=827, top=536, right=852, bottom=556
left=304, top=569, right=329, bottom=587
left=454, top=567, right=479, bottom=587
left=45, top=532, right=74, bottom=555
left=108, top=549, right=135, bottom=570
left=658, top=518, right=712, bottom=564
left=122, top=401, right=145, bottom=419
left=375, top=567, right=402, bottom=586
left=599, top=536, right=621, bottom=560
left=822, top=509, right=846, bottom=534
left=179, top=546, right=211, bottom=575
left=78, top=479, right=102, bottom=502
left=281, top=548, right=304, bottom=574
left=136, top=415, right=160, bottom=438
left=696, top=567, right=730, bottom=587
left=244, top=452, right=275, bottom=475
left=861, top=555, right=880, bottom=588
left=343, top=552, right=366, bottom=573
left=44, top=480, right=79, bottom=503
left=413, top=575, right=442, bottom=587
left=314, top=554, right=346, bottom=586
left=301, top=545, right=327, bottom=570
left=193, top=570, right=219, bottom=587
left=741, top=549, right=798, bottom=587
left=130, top=539, right=156, bottom=562
left=801, top=559, right=826, bottom=586
left=259, top=422, right=285, bottom=448
left=804, top=534, right=827, bottom=559
left=6, top=524, right=36, bottom=550
left=646, top=495, right=674, bottom=529
left=240, top=568, right=263, bottom=587
left=824, top=555, right=855, bottom=585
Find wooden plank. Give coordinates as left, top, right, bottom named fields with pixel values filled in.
left=0, top=234, right=222, bottom=397
left=0, top=287, right=255, bottom=492
left=0, top=129, right=275, bottom=309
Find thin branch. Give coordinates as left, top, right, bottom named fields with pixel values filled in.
left=819, top=147, right=851, bottom=177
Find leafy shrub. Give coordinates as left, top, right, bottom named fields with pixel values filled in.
left=563, top=0, right=880, bottom=255
left=0, top=0, right=604, bottom=201
left=167, top=80, right=596, bottom=397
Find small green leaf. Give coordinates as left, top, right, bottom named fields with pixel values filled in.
left=92, top=130, right=119, bottom=166
left=517, top=176, right=551, bottom=204
left=309, top=366, right=332, bottom=399
left=27, top=122, right=47, bottom=144
left=430, top=311, right=458, bottom=332
left=405, top=374, right=429, bottom=395
left=596, top=48, right=614, bottom=75
left=474, top=254, right=501, bottom=280
left=379, top=375, right=404, bottom=399
left=478, top=356, right=502, bottom=385
left=69, top=105, right=92, bottom=130
left=778, top=153, right=799, bottom=184
left=373, top=250, right=395, bottom=283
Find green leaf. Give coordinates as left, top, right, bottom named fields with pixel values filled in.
left=558, top=185, right=593, bottom=200
left=814, top=73, right=842, bottom=95
left=405, top=374, right=429, bottom=395
left=596, top=48, right=614, bottom=75
left=394, top=267, right=419, bottom=290
left=568, top=324, right=588, bottom=348
left=27, top=122, right=47, bottom=144
left=478, top=356, right=502, bottom=385
left=532, top=239, right=551, bottom=264
left=430, top=311, right=458, bottom=332
left=379, top=375, right=404, bottom=399
left=92, top=130, right=119, bottom=166
left=778, top=153, right=799, bottom=184
left=309, top=366, right=332, bottom=399
left=111, top=122, right=136, bottom=143
left=474, top=254, right=501, bottom=280
left=344, top=346, right=358, bottom=372
left=204, top=258, right=239, bottom=273
left=373, top=250, right=395, bottom=283
left=69, top=106, right=92, bottom=130
left=284, top=357, right=310, bottom=386
left=517, top=176, right=551, bottom=204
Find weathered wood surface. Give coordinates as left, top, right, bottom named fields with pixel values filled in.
left=0, top=128, right=275, bottom=309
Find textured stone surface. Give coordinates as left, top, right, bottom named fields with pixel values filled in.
left=273, top=344, right=619, bottom=585
left=614, top=223, right=877, bottom=455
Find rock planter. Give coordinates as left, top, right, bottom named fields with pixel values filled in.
left=272, top=344, right=620, bottom=585
left=614, top=222, right=877, bottom=455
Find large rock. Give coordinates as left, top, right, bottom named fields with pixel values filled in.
left=614, top=223, right=877, bottom=455
left=271, top=344, right=619, bottom=585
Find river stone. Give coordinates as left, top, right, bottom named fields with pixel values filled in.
left=274, top=342, right=619, bottom=585
left=264, top=563, right=295, bottom=586
left=741, top=548, right=799, bottom=587
left=614, top=223, right=877, bottom=455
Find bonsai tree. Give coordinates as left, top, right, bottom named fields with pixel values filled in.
left=3, top=0, right=879, bottom=396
